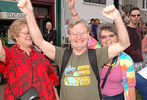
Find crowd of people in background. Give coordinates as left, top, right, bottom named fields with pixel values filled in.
left=0, top=0, right=147, bottom=100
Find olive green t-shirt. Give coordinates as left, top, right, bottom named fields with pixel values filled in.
left=54, top=47, right=109, bottom=100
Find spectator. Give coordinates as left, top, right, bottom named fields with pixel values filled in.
left=139, top=20, right=147, bottom=37
left=92, top=18, right=100, bottom=41
left=17, top=0, right=130, bottom=100
left=124, top=7, right=144, bottom=72
left=43, top=21, right=57, bottom=45
left=63, top=19, right=70, bottom=44
left=120, top=7, right=126, bottom=17
left=89, top=18, right=95, bottom=37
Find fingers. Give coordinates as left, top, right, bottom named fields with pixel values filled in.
left=102, top=5, right=115, bottom=14
left=17, top=0, right=27, bottom=8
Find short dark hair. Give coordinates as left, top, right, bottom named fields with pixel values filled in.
left=129, top=7, right=140, bottom=16
left=90, top=18, right=95, bottom=23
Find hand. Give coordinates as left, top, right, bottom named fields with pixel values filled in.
left=66, top=0, right=77, bottom=9
left=102, top=5, right=121, bottom=21
left=17, top=0, right=33, bottom=15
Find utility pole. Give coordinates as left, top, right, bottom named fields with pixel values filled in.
left=56, top=0, right=61, bottom=46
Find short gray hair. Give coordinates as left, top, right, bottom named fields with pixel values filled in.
left=98, top=23, right=118, bottom=38
left=68, top=19, right=90, bottom=34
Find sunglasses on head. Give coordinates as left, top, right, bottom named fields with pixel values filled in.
left=131, top=14, right=141, bottom=17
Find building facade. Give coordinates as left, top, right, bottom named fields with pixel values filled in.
left=121, top=0, right=147, bottom=22
left=1, top=0, right=146, bottom=45
left=61, top=0, right=115, bottom=44
left=0, top=0, right=55, bottom=42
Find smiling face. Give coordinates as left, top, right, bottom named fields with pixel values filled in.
left=15, top=25, right=32, bottom=48
left=68, top=23, right=89, bottom=51
left=98, top=23, right=118, bottom=47
left=99, top=30, right=117, bottom=47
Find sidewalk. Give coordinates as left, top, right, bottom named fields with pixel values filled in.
left=0, top=83, right=6, bottom=100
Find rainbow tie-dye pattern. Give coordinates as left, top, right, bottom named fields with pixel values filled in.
left=87, top=36, right=102, bottom=49
left=87, top=36, right=136, bottom=100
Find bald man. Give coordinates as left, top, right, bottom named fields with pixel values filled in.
left=43, top=21, right=57, bottom=45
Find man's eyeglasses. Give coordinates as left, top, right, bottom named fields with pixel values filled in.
left=100, top=34, right=116, bottom=39
left=20, top=32, right=30, bottom=35
left=131, top=14, right=141, bottom=17
left=70, top=31, right=87, bottom=37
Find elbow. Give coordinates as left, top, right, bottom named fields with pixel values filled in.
left=119, top=40, right=130, bottom=51
left=125, top=41, right=130, bottom=49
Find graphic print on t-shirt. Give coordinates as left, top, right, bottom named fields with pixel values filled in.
left=64, top=65, right=90, bottom=86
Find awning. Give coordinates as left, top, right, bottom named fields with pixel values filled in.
left=0, top=1, right=25, bottom=19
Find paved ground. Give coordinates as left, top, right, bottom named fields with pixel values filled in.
left=0, top=83, right=6, bottom=100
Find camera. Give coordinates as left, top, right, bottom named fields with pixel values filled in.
left=16, top=87, right=40, bottom=100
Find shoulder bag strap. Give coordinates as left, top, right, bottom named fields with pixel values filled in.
left=101, top=56, right=118, bottom=89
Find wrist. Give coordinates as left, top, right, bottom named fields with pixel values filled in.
left=114, top=16, right=122, bottom=23
left=71, top=12, right=78, bottom=17
left=69, top=5, right=75, bottom=9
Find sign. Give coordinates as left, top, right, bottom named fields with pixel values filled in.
left=0, top=12, right=25, bottom=19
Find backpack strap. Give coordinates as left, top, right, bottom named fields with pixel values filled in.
left=88, top=49, right=102, bottom=100
left=60, top=48, right=102, bottom=100
left=60, top=48, right=72, bottom=78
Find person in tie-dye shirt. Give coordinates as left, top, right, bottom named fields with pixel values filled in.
left=88, top=23, right=136, bottom=100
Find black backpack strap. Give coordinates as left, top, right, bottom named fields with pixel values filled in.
left=88, top=49, right=102, bottom=100
left=60, top=48, right=72, bottom=78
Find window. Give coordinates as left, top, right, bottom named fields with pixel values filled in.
left=34, top=6, right=48, bottom=16
left=84, top=0, right=106, bottom=4
left=143, top=0, right=147, bottom=9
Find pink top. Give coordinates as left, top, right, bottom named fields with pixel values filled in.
left=100, top=63, right=124, bottom=96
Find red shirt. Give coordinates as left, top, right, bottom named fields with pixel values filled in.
left=1, top=45, right=59, bottom=100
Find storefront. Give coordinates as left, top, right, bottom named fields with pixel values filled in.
left=31, top=0, right=55, bottom=34
left=0, top=1, right=25, bottom=39
left=0, top=0, right=55, bottom=44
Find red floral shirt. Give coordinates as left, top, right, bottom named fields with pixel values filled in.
left=0, top=45, right=59, bottom=100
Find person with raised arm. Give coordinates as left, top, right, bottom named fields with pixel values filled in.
left=17, top=0, right=130, bottom=100
left=68, top=1, right=136, bottom=100
left=0, top=19, right=59, bottom=100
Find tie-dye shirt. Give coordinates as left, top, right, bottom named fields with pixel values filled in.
left=87, top=36, right=136, bottom=100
